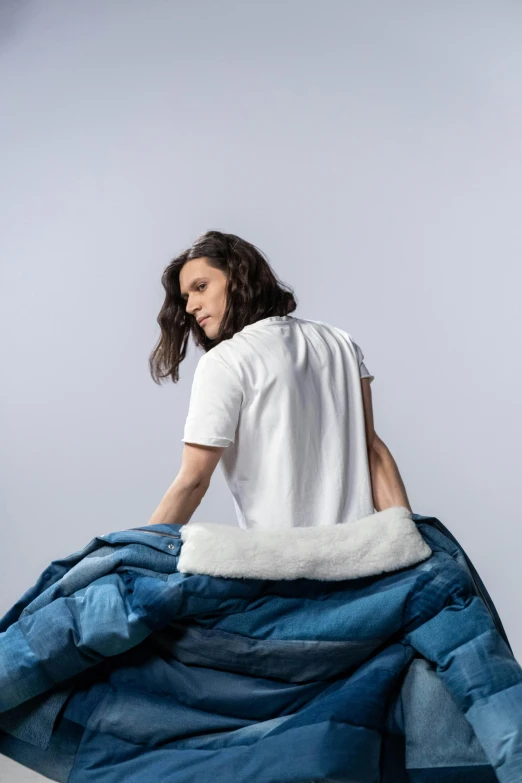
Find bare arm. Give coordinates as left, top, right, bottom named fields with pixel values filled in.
left=146, top=443, right=225, bottom=525
left=360, top=377, right=413, bottom=513
left=368, top=436, right=412, bottom=513
left=146, top=476, right=208, bottom=526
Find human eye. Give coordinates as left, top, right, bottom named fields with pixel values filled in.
left=198, top=283, right=207, bottom=291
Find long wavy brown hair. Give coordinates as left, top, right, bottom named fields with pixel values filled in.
left=149, top=230, right=298, bottom=384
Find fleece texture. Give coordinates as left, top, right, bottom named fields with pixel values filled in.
left=177, top=505, right=433, bottom=580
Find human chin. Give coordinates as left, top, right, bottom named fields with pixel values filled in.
left=201, top=316, right=214, bottom=333
left=205, top=317, right=222, bottom=337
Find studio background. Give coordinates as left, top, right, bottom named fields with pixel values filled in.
left=1, top=0, right=520, bottom=706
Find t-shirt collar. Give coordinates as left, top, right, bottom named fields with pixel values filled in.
left=241, top=315, right=294, bottom=332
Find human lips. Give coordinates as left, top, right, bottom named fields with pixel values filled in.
left=198, top=316, right=210, bottom=326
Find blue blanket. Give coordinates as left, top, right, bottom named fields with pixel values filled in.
left=0, top=511, right=521, bottom=782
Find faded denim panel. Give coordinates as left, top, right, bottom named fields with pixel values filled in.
left=155, top=621, right=387, bottom=682
left=402, top=658, right=490, bottom=768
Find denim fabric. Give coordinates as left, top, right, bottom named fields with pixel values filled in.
left=0, top=514, right=520, bottom=783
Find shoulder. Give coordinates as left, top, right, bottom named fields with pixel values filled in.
left=300, top=317, right=358, bottom=350
left=298, top=316, right=352, bottom=338
left=194, top=347, right=242, bottom=385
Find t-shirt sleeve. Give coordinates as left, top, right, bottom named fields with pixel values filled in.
left=352, top=341, right=375, bottom=384
left=181, top=353, right=243, bottom=447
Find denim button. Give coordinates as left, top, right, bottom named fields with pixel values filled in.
left=167, top=544, right=175, bottom=550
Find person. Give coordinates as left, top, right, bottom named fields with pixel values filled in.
left=146, top=229, right=412, bottom=528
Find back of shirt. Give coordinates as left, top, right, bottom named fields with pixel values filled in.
left=182, top=314, right=375, bottom=529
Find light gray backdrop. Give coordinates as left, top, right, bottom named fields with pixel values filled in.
left=1, top=5, right=521, bottom=776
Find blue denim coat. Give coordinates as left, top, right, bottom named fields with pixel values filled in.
left=0, top=512, right=521, bottom=783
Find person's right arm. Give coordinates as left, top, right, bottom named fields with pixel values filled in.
left=360, top=377, right=413, bottom=513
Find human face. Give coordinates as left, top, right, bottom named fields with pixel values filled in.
left=179, top=257, right=228, bottom=339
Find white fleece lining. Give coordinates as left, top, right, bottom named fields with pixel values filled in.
left=177, top=506, right=432, bottom=581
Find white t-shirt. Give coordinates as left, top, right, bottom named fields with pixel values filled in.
left=182, top=315, right=375, bottom=529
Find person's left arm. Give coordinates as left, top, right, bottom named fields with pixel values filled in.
left=147, top=353, right=242, bottom=526
left=146, top=443, right=225, bottom=525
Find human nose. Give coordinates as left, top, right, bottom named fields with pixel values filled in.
left=185, top=296, right=200, bottom=317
